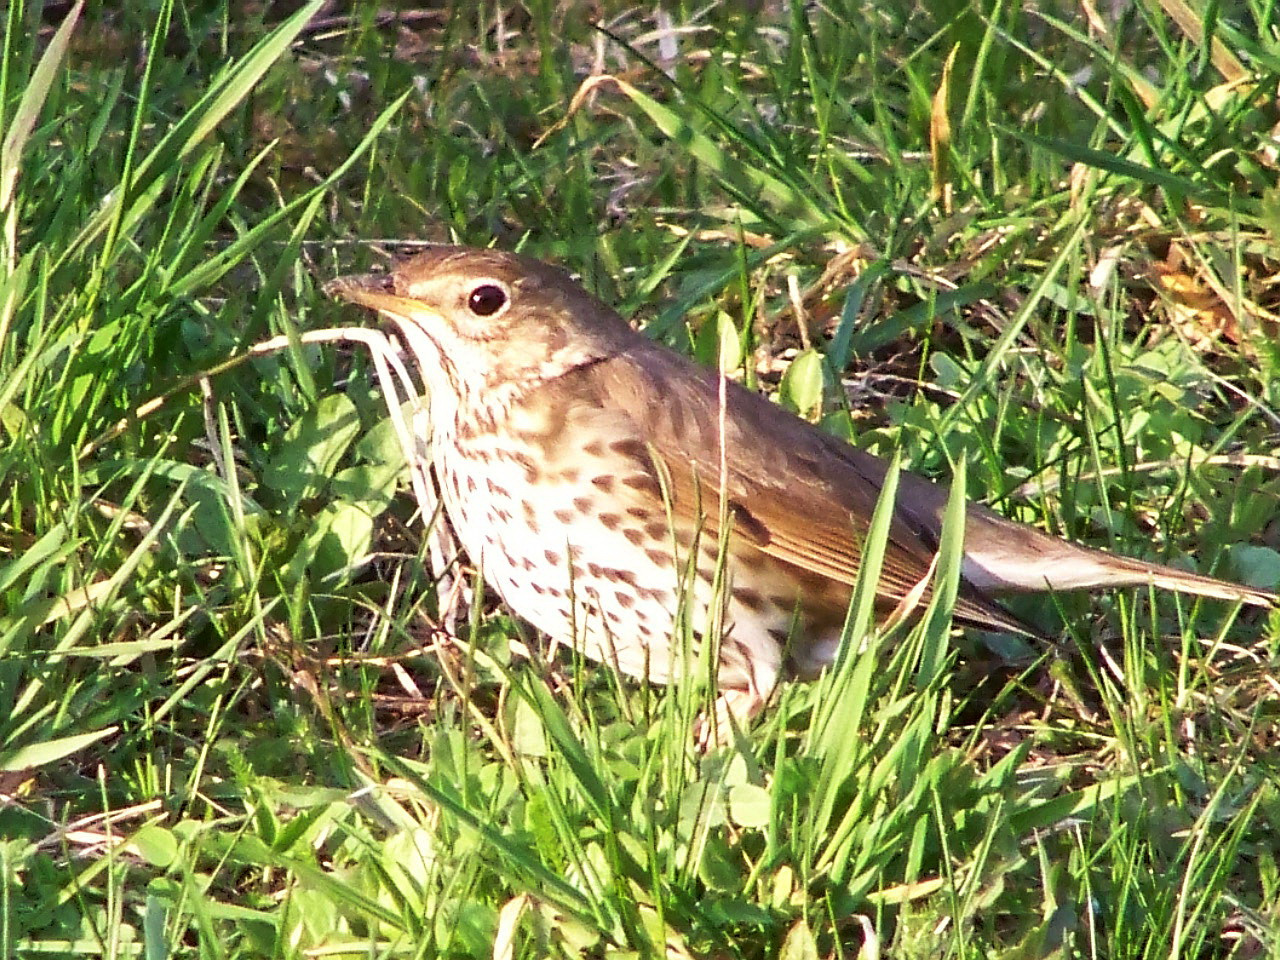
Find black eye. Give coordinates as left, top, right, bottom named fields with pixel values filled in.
left=467, top=283, right=508, bottom=317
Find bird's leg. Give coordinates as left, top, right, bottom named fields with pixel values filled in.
left=695, top=635, right=782, bottom=748
left=694, top=686, right=771, bottom=749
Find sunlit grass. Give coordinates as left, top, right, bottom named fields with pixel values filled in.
left=1, top=1, right=1278, bottom=957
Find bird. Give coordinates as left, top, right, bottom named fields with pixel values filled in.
left=324, top=245, right=1277, bottom=733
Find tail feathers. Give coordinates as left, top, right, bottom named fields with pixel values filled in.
left=963, top=540, right=1278, bottom=608
left=1132, top=563, right=1277, bottom=607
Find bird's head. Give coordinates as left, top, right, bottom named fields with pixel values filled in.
left=324, top=246, right=639, bottom=415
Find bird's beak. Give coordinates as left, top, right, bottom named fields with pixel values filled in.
left=323, top=272, right=429, bottom=320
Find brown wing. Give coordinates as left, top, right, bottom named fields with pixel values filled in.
left=583, top=344, right=1278, bottom=615
left=572, top=346, right=1037, bottom=636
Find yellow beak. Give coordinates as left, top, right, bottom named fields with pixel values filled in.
left=323, top=272, right=430, bottom=319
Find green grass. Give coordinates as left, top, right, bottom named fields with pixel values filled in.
left=2, top=0, right=1280, bottom=956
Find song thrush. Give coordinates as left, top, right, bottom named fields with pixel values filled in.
left=324, top=246, right=1276, bottom=729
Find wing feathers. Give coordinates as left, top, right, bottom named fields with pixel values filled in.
left=549, top=343, right=1272, bottom=637
left=576, top=349, right=1038, bottom=634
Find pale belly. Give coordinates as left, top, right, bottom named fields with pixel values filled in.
left=431, top=431, right=796, bottom=698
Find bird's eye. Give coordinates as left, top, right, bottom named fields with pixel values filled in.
left=467, top=283, right=509, bottom=317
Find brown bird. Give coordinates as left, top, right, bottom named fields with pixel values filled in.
left=325, top=246, right=1276, bottom=731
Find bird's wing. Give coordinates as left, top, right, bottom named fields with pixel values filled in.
left=579, top=347, right=1036, bottom=635
left=587, top=345, right=1278, bottom=613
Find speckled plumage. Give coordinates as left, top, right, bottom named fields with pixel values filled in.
left=325, top=246, right=1276, bottom=733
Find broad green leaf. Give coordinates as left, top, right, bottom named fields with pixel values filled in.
left=693, top=310, right=743, bottom=373
left=778, top=919, right=820, bottom=960
left=1229, top=545, right=1280, bottom=590
left=727, top=783, right=771, bottom=829
left=127, top=825, right=179, bottom=869
left=330, top=460, right=403, bottom=515
left=263, top=393, right=361, bottom=505
left=778, top=349, right=825, bottom=419
left=310, top=501, right=376, bottom=583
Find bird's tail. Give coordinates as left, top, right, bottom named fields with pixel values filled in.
left=962, top=530, right=1277, bottom=608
